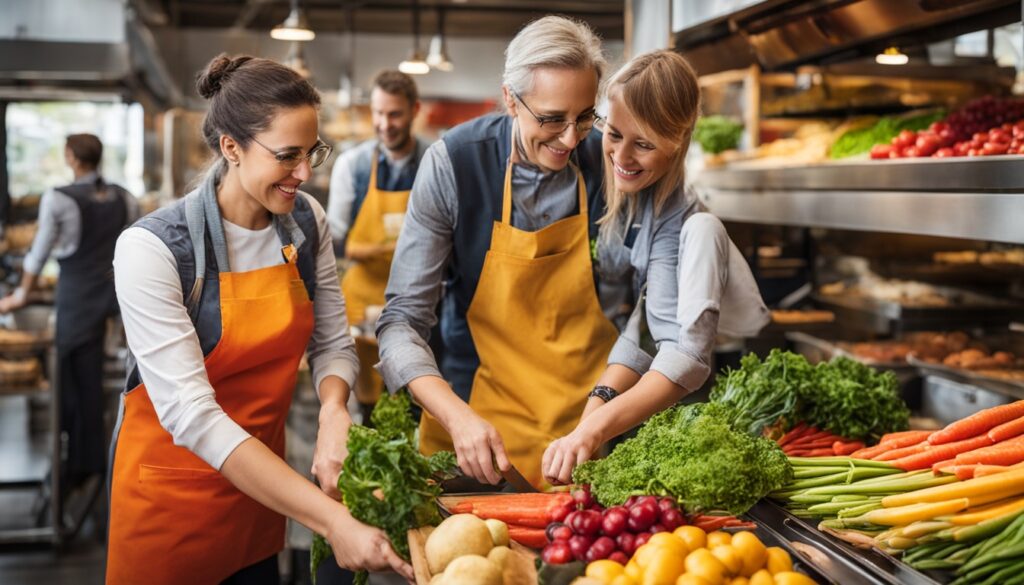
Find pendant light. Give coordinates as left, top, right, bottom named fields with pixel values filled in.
left=398, top=0, right=430, bottom=75
left=876, top=46, right=909, bottom=65
left=272, top=0, right=315, bottom=42
left=426, top=8, right=454, bottom=72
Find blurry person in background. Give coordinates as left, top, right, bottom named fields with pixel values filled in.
left=0, top=133, right=139, bottom=494
left=328, top=70, right=430, bottom=414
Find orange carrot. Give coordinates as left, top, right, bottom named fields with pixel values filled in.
left=954, top=436, right=1024, bottom=467
left=874, top=441, right=930, bottom=461
left=790, top=430, right=832, bottom=446
left=851, top=444, right=892, bottom=460
left=834, top=441, right=865, bottom=456
left=955, top=465, right=979, bottom=481
left=928, top=401, right=1024, bottom=445
left=507, top=525, right=548, bottom=549
left=804, top=447, right=838, bottom=457
left=988, top=417, right=1024, bottom=443
left=890, top=435, right=995, bottom=471
left=778, top=423, right=809, bottom=447
left=932, top=459, right=957, bottom=475
left=880, top=430, right=932, bottom=444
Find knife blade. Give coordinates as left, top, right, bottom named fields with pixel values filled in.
left=500, top=464, right=537, bottom=493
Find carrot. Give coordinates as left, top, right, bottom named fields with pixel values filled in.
left=778, top=423, right=809, bottom=447
left=973, top=464, right=1011, bottom=478
left=889, top=435, right=995, bottom=471
left=932, top=459, right=957, bottom=475
left=928, top=401, right=1024, bottom=445
left=874, top=442, right=930, bottom=462
left=790, top=430, right=831, bottom=446
left=833, top=441, right=865, bottom=456
left=692, top=515, right=733, bottom=532
left=882, top=467, right=1024, bottom=507
left=802, top=447, right=838, bottom=457
left=722, top=519, right=758, bottom=529
left=954, top=436, right=1024, bottom=467
left=988, top=417, right=1024, bottom=443
left=507, top=525, right=548, bottom=549
left=954, top=465, right=979, bottom=481
left=851, top=444, right=892, bottom=460
left=880, top=430, right=933, bottom=444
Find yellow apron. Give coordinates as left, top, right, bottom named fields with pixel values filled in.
left=341, top=153, right=411, bottom=405
left=420, top=159, right=618, bottom=488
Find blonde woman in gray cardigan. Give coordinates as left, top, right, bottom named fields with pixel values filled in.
left=543, top=50, right=770, bottom=485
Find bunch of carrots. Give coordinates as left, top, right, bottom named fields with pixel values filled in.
left=776, top=422, right=865, bottom=457
left=448, top=493, right=573, bottom=548
left=849, top=400, right=1024, bottom=475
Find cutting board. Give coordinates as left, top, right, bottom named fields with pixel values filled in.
left=408, top=525, right=539, bottom=585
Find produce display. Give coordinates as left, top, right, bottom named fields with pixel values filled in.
left=775, top=424, right=864, bottom=458
left=829, top=111, right=944, bottom=159
left=710, top=350, right=909, bottom=442
left=573, top=402, right=792, bottom=515
left=693, top=116, right=744, bottom=155
left=869, top=96, right=1024, bottom=159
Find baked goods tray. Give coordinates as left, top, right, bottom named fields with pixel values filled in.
left=906, top=354, right=1024, bottom=399
left=812, top=293, right=1024, bottom=334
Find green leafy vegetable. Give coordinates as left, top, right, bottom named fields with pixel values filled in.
left=829, top=111, right=945, bottom=159
left=710, top=350, right=910, bottom=442
left=693, top=115, right=744, bottom=154
left=573, top=403, right=791, bottom=514
left=310, top=389, right=458, bottom=582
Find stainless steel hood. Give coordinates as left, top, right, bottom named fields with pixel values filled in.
left=674, top=0, right=1021, bottom=75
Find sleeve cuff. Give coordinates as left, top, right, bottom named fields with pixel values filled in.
left=376, top=322, right=443, bottom=391
left=607, top=335, right=654, bottom=375
left=650, top=344, right=712, bottom=392
left=189, top=414, right=252, bottom=471
left=314, top=357, right=359, bottom=397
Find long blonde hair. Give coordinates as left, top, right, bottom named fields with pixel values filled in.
left=598, top=50, right=701, bottom=244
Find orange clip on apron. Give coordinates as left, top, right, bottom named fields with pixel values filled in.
left=419, top=157, right=618, bottom=488
left=341, top=152, right=411, bottom=405
left=107, top=204, right=315, bottom=584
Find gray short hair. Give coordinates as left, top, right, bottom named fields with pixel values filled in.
left=503, top=16, right=607, bottom=96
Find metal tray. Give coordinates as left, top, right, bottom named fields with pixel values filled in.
left=908, top=354, right=1024, bottom=399
left=747, top=500, right=943, bottom=585
left=812, top=293, right=1024, bottom=336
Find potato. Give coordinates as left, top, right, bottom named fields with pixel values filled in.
left=441, top=554, right=502, bottom=585
left=485, top=519, right=510, bottom=547
left=429, top=575, right=444, bottom=585
left=425, top=514, right=494, bottom=575
left=487, top=545, right=512, bottom=568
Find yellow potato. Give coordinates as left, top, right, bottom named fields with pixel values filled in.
left=706, top=531, right=732, bottom=549
left=586, top=559, right=625, bottom=582
left=643, top=549, right=688, bottom=585
left=748, top=569, right=774, bottom=585
left=764, top=547, right=792, bottom=575
left=684, top=549, right=727, bottom=585
left=729, top=578, right=750, bottom=585
left=648, top=532, right=690, bottom=556
left=731, top=532, right=767, bottom=577
left=710, top=545, right=743, bottom=576
left=675, top=575, right=713, bottom=585
left=625, top=560, right=644, bottom=582
left=673, top=526, right=708, bottom=552
left=612, top=575, right=638, bottom=585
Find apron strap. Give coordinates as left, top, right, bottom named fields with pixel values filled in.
left=499, top=160, right=589, bottom=225
left=367, top=149, right=381, bottom=193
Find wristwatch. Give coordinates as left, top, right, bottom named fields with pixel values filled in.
left=588, top=385, right=619, bottom=403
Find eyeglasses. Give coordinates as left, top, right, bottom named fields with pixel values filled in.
left=250, top=136, right=333, bottom=170
left=513, top=91, right=597, bottom=136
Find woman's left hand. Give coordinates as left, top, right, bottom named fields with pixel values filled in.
left=312, top=404, right=352, bottom=500
left=542, top=426, right=603, bottom=486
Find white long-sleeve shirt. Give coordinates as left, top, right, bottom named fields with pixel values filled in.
left=113, top=193, right=358, bottom=470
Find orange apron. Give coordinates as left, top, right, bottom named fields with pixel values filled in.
left=419, top=159, right=618, bottom=488
left=107, top=208, right=315, bottom=584
left=341, top=152, right=411, bottom=405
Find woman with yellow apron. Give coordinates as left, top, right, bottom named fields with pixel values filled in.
left=107, top=54, right=412, bottom=584
left=543, top=51, right=771, bottom=484
left=374, top=17, right=646, bottom=488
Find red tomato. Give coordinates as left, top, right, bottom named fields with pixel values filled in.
left=982, top=142, right=1009, bottom=155
left=989, top=129, right=1011, bottom=144
left=973, top=132, right=990, bottom=143
left=893, top=129, right=916, bottom=148
left=870, top=144, right=894, bottom=159
left=903, top=146, right=921, bottom=158
left=915, top=135, right=939, bottom=156
left=954, top=142, right=971, bottom=156
left=934, top=147, right=955, bottom=158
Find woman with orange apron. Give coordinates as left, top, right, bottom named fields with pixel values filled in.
left=374, top=17, right=642, bottom=489
left=107, top=54, right=412, bottom=585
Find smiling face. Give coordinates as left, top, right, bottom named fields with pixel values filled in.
left=503, top=67, right=598, bottom=173
left=371, top=87, right=418, bottom=153
left=231, top=105, right=320, bottom=216
left=602, top=90, right=675, bottom=194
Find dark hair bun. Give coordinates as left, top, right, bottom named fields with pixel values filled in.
left=196, top=54, right=253, bottom=99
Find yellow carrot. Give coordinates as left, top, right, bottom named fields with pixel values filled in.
left=974, top=461, right=1024, bottom=478
left=881, top=468, right=1024, bottom=508
left=948, top=495, right=1024, bottom=525
left=967, top=487, right=1024, bottom=507
left=864, top=498, right=970, bottom=526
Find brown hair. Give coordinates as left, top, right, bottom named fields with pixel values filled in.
left=373, top=70, right=418, bottom=106
left=598, top=50, right=701, bottom=244
left=196, top=53, right=321, bottom=162
left=66, top=134, right=103, bottom=170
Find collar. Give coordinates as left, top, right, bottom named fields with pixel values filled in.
left=73, top=171, right=100, bottom=185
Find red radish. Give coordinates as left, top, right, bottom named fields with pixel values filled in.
left=586, top=536, right=616, bottom=562
left=571, top=510, right=602, bottom=536
left=660, top=508, right=686, bottom=531
left=609, top=551, right=629, bottom=565
left=568, top=535, right=594, bottom=561
left=601, top=507, right=628, bottom=537
left=658, top=498, right=678, bottom=513
left=541, top=542, right=573, bottom=565
left=634, top=532, right=652, bottom=548
left=616, top=532, right=637, bottom=556
left=650, top=523, right=667, bottom=534
left=546, top=523, right=572, bottom=543
left=549, top=501, right=574, bottom=523
left=627, top=503, right=657, bottom=532
left=572, top=487, right=595, bottom=509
